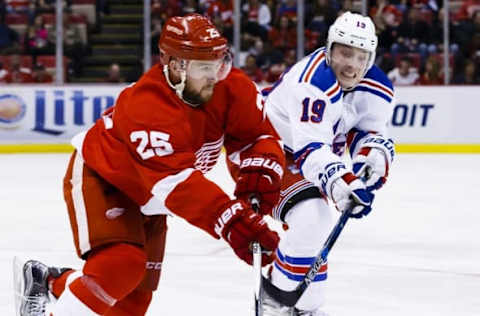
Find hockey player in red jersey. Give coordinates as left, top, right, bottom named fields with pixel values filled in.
left=15, top=14, right=285, bottom=316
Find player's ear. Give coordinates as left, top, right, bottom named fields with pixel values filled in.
left=169, top=58, right=180, bottom=73
left=168, top=58, right=183, bottom=81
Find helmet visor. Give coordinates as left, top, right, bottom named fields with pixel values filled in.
left=185, top=52, right=232, bottom=82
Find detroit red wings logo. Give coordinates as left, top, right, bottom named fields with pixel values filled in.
left=194, top=135, right=224, bottom=173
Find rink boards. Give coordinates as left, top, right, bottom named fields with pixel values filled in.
left=0, top=85, right=479, bottom=153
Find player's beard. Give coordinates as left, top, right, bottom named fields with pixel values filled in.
left=183, top=81, right=215, bottom=106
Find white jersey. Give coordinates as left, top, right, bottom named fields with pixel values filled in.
left=264, top=47, right=394, bottom=187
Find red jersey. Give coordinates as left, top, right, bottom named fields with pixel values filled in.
left=74, top=65, right=284, bottom=239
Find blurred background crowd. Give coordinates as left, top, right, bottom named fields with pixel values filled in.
left=1, top=0, right=479, bottom=85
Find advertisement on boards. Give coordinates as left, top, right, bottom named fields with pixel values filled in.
left=0, top=85, right=126, bottom=143
left=388, top=86, right=480, bottom=143
left=1, top=85, right=480, bottom=146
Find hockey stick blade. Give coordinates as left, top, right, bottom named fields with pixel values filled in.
left=261, top=206, right=353, bottom=307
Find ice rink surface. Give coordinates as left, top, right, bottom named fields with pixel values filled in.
left=1, top=153, right=479, bottom=316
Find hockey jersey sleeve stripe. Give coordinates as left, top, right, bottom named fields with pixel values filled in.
left=326, top=82, right=340, bottom=97
left=302, top=52, right=326, bottom=83
left=359, top=78, right=394, bottom=97
left=354, top=85, right=392, bottom=103
left=140, top=168, right=195, bottom=216
left=347, top=128, right=369, bottom=156
left=298, top=49, right=323, bottom=83
left=364, top=65, right=394, bottom=92
left=329, top=87, right=342, bottom=104
left=293, top=142, right=325, bottom=171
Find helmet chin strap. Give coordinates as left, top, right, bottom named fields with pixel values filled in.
left=163, top=64, right=201, bottom=107
left=163, top=64, right=185, bottom=98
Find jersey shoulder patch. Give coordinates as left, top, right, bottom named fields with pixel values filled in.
left=298, top=48, right=342, bottom=104
left=354, top=65, right=394, bottom=103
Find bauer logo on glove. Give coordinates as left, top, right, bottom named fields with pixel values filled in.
left=235, top=155, right=284, bottom=215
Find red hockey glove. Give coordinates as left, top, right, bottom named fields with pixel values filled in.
left=214, top=200, right=279, bottom=266
left=234, top=155, right=284, bottom=215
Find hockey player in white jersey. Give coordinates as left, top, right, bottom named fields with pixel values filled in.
left=261, top=11, right=395, bottom=315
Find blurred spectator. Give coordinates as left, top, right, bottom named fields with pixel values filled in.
left=126, top=58, right=144, bottom=83
left=306, top=0, right=338, bottom=35
left=418, top=55, right=443, bottom=85
left=49, top=15, right=86, bottom=76
left=151, top=0, right=162, bottom=16
left=264, top=61, right=286, bottom=83
left=6, top=0, right=34, bottom=23
left=25, top=15, right=54, bottom=59
left=0, top=60, right=7, bottom=82
left=304, top=0, right=338, bottom=53
left=409, top=0, right=439, bottom=11
left=242, top=53, right=264, bottom=83
left=103, top=63, right=124, bottom=83
left=31, top=62, right=53, bottom=82
left=341, top=0, right=354, bottom=12
left=152, top=0, right=181, bottom=21
left=456, top=10, right=480, bottom=58
left=35, top=0, right=55, bottom=14
left=247, top=38, right=263, bottom=57
left=380, top=54, right=398, bottom=76
left=0, top=18, right=19, bottom=53
left=370, top=0, right=402, bottom=33
left=182, top=0, right=198, bottom=14
left=4, top=54, right=33, bottom=83
left=283, top=48, right=296, bottom=68
left=394, top=7, right=431, bottom=57
left=251, top=40, right=284, bottom=71
left=465, top=33, right=480, bottom=61
left=429, top=8, right=460, bottom=56
left=150, top=16, right=162, bottom=55
left=6, top=0, right=33, bottom=14
left=387, top=56, right=419, bottom=85
left=198, top=0, right=215, bottom=13
left=1, top=0, right=6, bottom=23
left=242, top=0, right=271, bottom=41
left=455, top=0, right=480, bottom=22
left=268, top=15, right=296, bottom=53
left=96, top=0, right=109, bottom=16
left=276, top=0, right=297, bottom=23
left=452, top=59, right=480, bottom=84
left=205, top=0, right=233, bottom=42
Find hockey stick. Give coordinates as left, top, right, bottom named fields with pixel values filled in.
left=250, top=197, right=263, bottom=316
left=261, top=205, right=354, bottom=307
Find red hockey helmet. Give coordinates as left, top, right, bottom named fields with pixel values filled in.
left=159, top=14, right=229, bottom=63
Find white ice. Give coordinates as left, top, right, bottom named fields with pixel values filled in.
left=1, top=153, right=479, bottom=316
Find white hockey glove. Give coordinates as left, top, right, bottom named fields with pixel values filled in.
left=319, top=162, right=374, bottom=218
left=352, top=135, right=394, bottom=191
left=331, top=173, right=374, bottom=218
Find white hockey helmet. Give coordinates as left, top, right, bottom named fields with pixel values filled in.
left=326, top=11, right=378, bottom=73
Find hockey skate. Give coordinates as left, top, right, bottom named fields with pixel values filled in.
left=262, top=291, right=330, bottom=316
left=261, top=285, right=294, bottom=316
left=13, top=258, right=70, bottom=316
left=13, top=258, right=51, bottom=316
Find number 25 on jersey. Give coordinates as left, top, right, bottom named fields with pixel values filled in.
left=130, top=130, right=173, bottom=160
left=300, top=97, right=326, bottom=123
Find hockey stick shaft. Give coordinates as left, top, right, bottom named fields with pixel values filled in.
left=250, top=197, right=263, bottom=316
left=261, top=206, right=353, bottom=307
